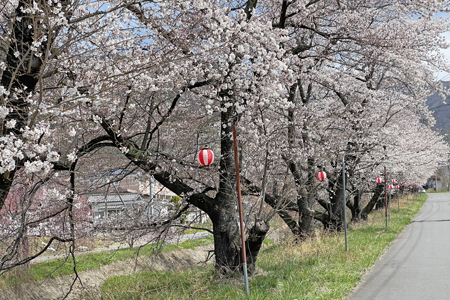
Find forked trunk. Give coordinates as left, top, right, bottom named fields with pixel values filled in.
left=362, top=183, right=385, bottom=220
left=210, top=195, right=269, bottom=274
left=208, top=102, right=269, bottom=274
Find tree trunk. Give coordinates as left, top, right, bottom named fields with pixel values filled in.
left=211, top=198, right=242, bottom=273
left=208, top=102, right=268, bottom=274
left=362, top=183, right=384, bottom=220
left=211, top=209, right=269, bottom=274
left=0, top=1, right=51, bottom=210
left=297, top=157, right=316, bottom=237
left=330, top=171, right=345, bottom=231
left=245, top=220, right=269, bottom=273
left=351, top=190, right=362, bottom=221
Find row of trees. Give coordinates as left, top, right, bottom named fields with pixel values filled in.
left=1, top=0, right=450, bottom=283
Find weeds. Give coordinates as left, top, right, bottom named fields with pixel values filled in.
left=0, top=236, right=213, bottom=290
left=97, top=193, right=426, bottom=300
left=1, top=193, right=426, bottom=300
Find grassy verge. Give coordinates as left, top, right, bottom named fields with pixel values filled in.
left=98, top=193, right=427, bottom=300
left=0, top=236, right=213, bottom=290
left=426, top=189, right=449, bottom=193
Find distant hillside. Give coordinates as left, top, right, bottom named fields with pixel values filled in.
left=427, top=81, right=450, bottom=141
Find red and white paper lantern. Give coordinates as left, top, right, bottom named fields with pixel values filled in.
left=197, top=148, right=214, bottom=166
left=376, top=177, right=383, bottom=184
left=316, top=171, right=327, bottom=181
left=396, top=185, right=400, bottom=189
left=391, top=179, right=395, bottom=183
left=389, top=185, right=394, bottom=189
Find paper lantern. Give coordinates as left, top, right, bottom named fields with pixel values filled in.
left=376, top=177, right=382, bottom=184
left=391, top=179, right=395, bottom=183
left=396, top=185, right=400, bottom=189
left=316, top=171, right=327, bottom=181
left=197, top=148, right=214, bottom=166
left=389, top=185, right=394, bottom=189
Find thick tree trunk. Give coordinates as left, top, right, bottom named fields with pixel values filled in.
left=298, top=195, right=314, bottom=235
left=0, top=174, right=14, bottom=211
left=362, top=183, right=384, bottom=220
left=0, top=1, right=54, bottom=211
left=211, top=197, right=242, bottom=273
left=208, top=102, right=268, bottom=274
left=328, top=171, right=345, bottom=231
left=105, top=103, right=270, bottom=274
left=211, top=209, right=269, bottom=274
left=351, top=190, right=362, bottom=221
left=297, top=157, right=316, bottom=237
left=316, top=199, right=341, bottom=230
left=209, top=103, right=243, bottom=273
left=284, top=82, right=315, bottom=238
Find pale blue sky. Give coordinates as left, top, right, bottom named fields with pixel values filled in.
left=436, top=12, right=450, bottom=81
left=438, top=31, right=450, bottom=81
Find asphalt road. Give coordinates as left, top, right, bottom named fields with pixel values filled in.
left=347, top=193, right=450, bottom=300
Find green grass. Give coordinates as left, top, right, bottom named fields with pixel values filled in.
left=426, top=189, right=449, bottom=193
left=0, top=236, right=213, bottom=290
left=98, top=194, right=427, bottom=300
left=178, top=223, right=213, bottom=235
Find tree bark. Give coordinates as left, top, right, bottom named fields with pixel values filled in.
left=209, top=102, right=269, bottom=274
left=284, top=82, right=316, bottom=239
left=245, top=220, right=269, bottom=273
left=326, top=170, right=345, bottom=231
left=298, top=157, right=316, bottom=236
left=108, top=97, right=268, bottom=274
left=361, top=183, right=384, bottom=220
left=350, top=190, right=362, bottom=221
left=0, top=0, right=57, bottom=211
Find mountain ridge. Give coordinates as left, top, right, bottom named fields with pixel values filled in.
left=427, top=81, right=450, bottom=140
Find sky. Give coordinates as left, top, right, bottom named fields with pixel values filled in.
left=438, top=32, right=450, bottom=81
left=436, top=12, right=450, bottom=81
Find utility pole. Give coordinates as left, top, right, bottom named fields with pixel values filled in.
left=343, top=157, right=348, bottom=251
left=384, top=167, right=388, bottom=227
left=232, top=126, right=249, bottom=298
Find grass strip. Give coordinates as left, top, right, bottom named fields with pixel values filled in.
left=0, top=235, right=213, bottom=290
left=98, top=193, right=427, bottom=300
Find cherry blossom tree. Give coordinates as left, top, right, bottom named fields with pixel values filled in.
left=250, top=0, right=450, bottom=234
left=1, top=0, right=450, bottom=282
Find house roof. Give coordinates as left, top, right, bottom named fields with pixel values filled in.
left=88, top=193, right=143, bottom=203
left=95, top=204, right=126, bottom=210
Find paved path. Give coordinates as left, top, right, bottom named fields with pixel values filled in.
left=347, top=193, right=450, bottom=300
